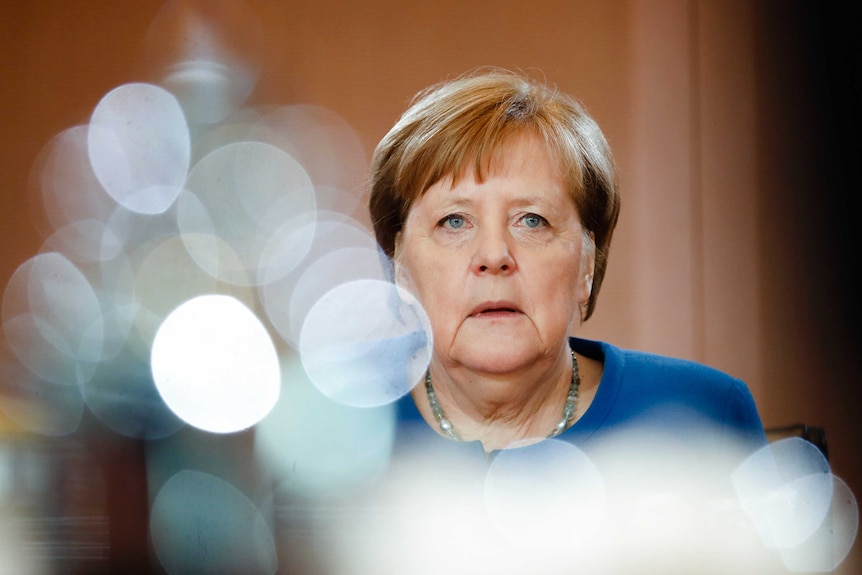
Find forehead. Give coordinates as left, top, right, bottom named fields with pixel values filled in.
left=488, top=132, right=561, bottom=176
left=426, top=132, right=567, bottom=201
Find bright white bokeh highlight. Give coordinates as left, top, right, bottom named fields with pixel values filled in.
left=151, top=294, right=280, bottom=433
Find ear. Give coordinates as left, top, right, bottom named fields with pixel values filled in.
left=392, top=230, right=410, bottom=287
left=578, top=231, right=596, bottom=306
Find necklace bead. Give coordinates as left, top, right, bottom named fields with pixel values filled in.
left=424, top=348, right=580, bottom=442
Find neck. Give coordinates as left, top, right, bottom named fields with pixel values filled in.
left=416, top=347, right=578, bottom=451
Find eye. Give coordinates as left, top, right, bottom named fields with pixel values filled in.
left=520, top=213, right=547, bottom=229
left=439, top=214, right=467, bottom=229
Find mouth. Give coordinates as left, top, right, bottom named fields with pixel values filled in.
left=469, top=301, right=522, bottom=317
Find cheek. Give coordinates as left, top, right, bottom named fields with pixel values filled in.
left=544, top=278, right=579, bottom=311
left=530, top=256, right=584, bottom=311
left=400, top=259, right=464, bottom=330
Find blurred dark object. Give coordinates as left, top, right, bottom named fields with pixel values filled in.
left=765, top=423, right=829, bottom=461
left=0, top=434, right=111, bottom=574
left=0, top=422, right=158, bottom=574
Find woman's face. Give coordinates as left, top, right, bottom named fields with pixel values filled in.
left=395, top=132, right=594, bottom=375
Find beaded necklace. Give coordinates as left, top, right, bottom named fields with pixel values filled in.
left=424, top=348, right=580, bottom=441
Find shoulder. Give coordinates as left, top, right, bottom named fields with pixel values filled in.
left=628, top=348, right=742, bottom=388
left=570, top=336, right=765, bottom=438
left=573, top=336, right=744, bottom=392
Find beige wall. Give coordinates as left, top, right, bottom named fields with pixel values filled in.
left=1, top=0, right=859, bottom=571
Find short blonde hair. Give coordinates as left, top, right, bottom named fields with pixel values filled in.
left=368, top=68, right=620, bottom=321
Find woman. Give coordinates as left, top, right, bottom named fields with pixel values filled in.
left=309, top=69, right=778, bottom=574
left=368, top=68, right=766, bottom=465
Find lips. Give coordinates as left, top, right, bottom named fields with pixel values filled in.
left=469, top=301, right=522, bottom=317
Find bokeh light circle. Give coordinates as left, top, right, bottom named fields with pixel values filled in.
left=178, top=141, right=316, bottom=286
left=83, top=347, right=185, bottom=441
left=299, top=279, right=431, bottom=408
left=34, top=126, right=119, bottom=233
left=776, top=474, right=859, bottom=572
left=0, top=335, right=85, bottom=437
left=2, top=252, right=104, bottom=386
left=256, top=356, right=396, bottom=498
left=485, top=439, right=605, bottom=551
left=259, top=214, right=380, bottom=347
left=145, top=0, right=263, bottom=124
left=88, top=82, right=190, bottom=215
left=733, top=437, right=834, bottom=549
left=256, top=104, right=368, bottom=198
left=287, top=246, right=391, bottom=347
left=150, top=469, right=277, bottom=575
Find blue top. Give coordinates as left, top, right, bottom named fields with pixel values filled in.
left=393, top=337, right=767, bottom=489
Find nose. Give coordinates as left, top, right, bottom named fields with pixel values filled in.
left=471, top=224, right=516, bottom=274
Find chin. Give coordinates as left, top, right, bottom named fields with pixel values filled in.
left=449, top=340, right=540, bottom=375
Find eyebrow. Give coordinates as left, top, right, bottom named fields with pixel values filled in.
left=430, top=194, right=561, bottom=214
left=509, top=195, right=556, bottom=207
